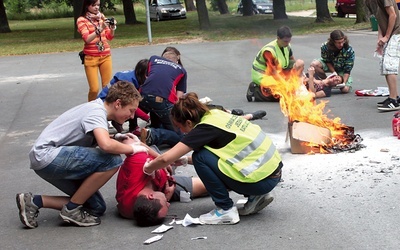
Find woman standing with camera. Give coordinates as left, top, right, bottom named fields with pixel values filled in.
left=77, top=0, right=117, bottom=101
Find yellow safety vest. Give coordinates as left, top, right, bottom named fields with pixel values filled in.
left=197, top=109, right=281, bottom=183
left=251, top=39, right=291, bottom=85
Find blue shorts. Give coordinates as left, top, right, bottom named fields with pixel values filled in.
left=35, top=146, right=122, bottom=216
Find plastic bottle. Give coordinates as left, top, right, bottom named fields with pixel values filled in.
left=392, top=111, right=400, bottom=136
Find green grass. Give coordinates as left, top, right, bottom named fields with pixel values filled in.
left=1, top=3, right=370, bottom=57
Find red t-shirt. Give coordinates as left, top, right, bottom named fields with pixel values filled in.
left=116, top=153, right=168, bottom=219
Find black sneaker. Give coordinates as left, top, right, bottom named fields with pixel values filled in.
left=246, top=82, right=255, bottom=102
left=231, top=109, right=244, bottom=116
left=249, top=110, right=267, bottom=120
left=377, top=97, right=400, bottom=107
left=377, top=97, right=390, bottom=107
left=377, top=98, right=400, bottom=111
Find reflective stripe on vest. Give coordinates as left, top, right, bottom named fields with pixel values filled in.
left=225, top=131, right=277, bottom=177
left=198, top=109, right=281, bottom=182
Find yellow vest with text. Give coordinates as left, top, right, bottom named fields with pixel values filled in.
left=251, top=39, right=291, bottom=85
left=197, top=109, right=281, bottom=183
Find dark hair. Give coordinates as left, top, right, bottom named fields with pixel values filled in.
left=277, top=26, right=292, bottom=39
left=134, top=59, right=149, bottom=86
left=171, top=92, right=209, bottom=125
left=133, top=195, right=165, bottom=227
left=327, top=30, right=349, bottom=50
left=105, top=80, right=142, bottom=106
left=80, top=0, right=99, bottom=16
left=162, top=46, right=182, bottom=66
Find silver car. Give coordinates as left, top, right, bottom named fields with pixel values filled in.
left=149, top=0, right=187, bottom=21
left=237, top=0, right=273, bottom=15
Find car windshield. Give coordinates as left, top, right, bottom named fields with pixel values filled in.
left=158, top=0, right=181, bottom=5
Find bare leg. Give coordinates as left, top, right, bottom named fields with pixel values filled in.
left=191, top=177, right=208, bottom=198
left=310, top=60, right=327, bottom=79
left=386, top=74, right=399, bottom=99
left=42, top=196, right=70, bottom=210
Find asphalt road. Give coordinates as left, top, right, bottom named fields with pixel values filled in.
left=1, top=28, right=400, bottom=249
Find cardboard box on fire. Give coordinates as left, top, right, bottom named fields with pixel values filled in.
left=288, top=121, right=332, bottom=154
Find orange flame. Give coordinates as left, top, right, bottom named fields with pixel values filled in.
left=260, top=62, right=351, bottom=152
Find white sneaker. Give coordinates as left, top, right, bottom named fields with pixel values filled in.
left=238, top=193, right=274, bottom=216
left=199, top=206, right=240, bottom=225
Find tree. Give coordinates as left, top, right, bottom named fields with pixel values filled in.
left=315, top=0, right=333, bottom=23
left=355, top=0, right=368, bottom=23
left=272, top=0, right=287, bottom=20
left=122, top=0, right=139, bottom=24
left=184, top=0, right=196, bottom=11
left=195, top=0, right=211, bottom=29
left=0, top=0, right=11, bottom=33
left=216, top=0, right=229, bottom=14
left=73, top=0, right=84, bottom=38
left=242, top=0, right=256, bottom=16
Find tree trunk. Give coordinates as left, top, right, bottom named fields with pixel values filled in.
left=73, top=0, right=84, bottom=38
left=0, top=0, right=11, bottom=33
left=122, top=0, right=139, bottom=24
left=196, top=0, right=211, bottom=29
left=273, top=0, right=288, bottom=20
left=216, top=0, right=229, bottom=14
left=315, top=0, right=333, bottom=23
left=184, top=0, right=196, bottom=11
left=355, top=0, right=368, bottom=23
left=243, top=0, right=255, bottom=16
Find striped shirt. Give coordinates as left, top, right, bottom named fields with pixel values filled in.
left=77, top=15, right=114, bottom=56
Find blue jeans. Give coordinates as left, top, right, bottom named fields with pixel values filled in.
left=192, top=148, right=281, bottom=210
left=140, top=94, right=177, bottom=132
left=35, top=146, right=122, bottom=216
left=149, top=127, right=183, bottom=147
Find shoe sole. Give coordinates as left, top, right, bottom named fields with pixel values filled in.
left=199, top=217, right=240, bottom=225
left=239, top=196, right=274, bottom=216
left=377, top=106, right=400, bottom=111
left=60, top=214, right=100, bottom=227
left=16, top=194, right=37, bottom=229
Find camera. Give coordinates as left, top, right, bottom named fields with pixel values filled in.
left=105, top=17, right=115, bottom=26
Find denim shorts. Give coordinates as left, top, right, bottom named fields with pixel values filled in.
left=35, top=146, right=122, bottom=216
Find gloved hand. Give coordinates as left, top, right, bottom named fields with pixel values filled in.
left=131, top=144, right=148, bottom=155
left=143, top=158, right=155, bottom=178
left=172, top=155, right=188, bottom=167
left=125, top=132, right=140, bottom=141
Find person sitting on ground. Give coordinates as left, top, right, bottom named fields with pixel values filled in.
left=16, top=81, right=155, bottom=229
left=246, top=25, right=304, bottom=102
left=304, top=66, right=344, bottom=98
left=98, top=59, right=150, bottom=135
left=310, top=30, right=355, bottom=94
left=143, top=92, right=283, bottom=225
left=116, top=138, right=207, bottom=226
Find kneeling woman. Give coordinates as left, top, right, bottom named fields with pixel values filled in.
left=143, top=92, right=283, bottom=225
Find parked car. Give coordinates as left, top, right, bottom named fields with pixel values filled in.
left=237, top=0, right=273, bottom=15
left=335, top=0, right=356, bottom=18
left=149, top=0, right=186, bottom=21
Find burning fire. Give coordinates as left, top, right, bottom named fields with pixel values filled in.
left=260, top=63, right=362, bottom=153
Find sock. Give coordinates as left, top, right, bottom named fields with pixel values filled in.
left=33, top=195, right=43, bottom=208
left=66, top=201, right=80, bottom=210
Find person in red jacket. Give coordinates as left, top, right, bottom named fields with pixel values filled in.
left=116, top=138, right=207, bottom=226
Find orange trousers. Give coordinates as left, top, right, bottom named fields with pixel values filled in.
left=84, top=54, right=112, bottom=101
